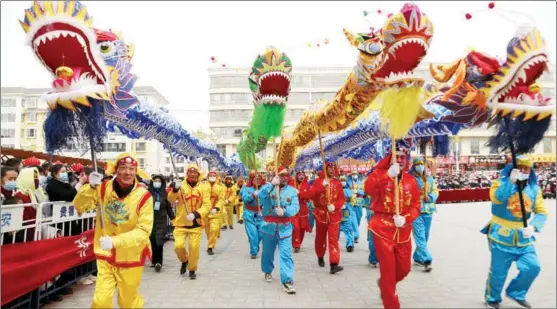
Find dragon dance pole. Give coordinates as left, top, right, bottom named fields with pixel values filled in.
left=166, top=143, right=190, bottom=215
left=273, top=137, right=282, bottom=210
left=503, top=117, right=528, bottom=228
left=391, top=138, right=400, bottom=216
left=317, top=129, right=330, bottom=204
left=89, top=138, right=105, bottom=232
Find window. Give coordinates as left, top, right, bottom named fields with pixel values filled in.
left=102, top=143, right=126, bottom=152
left=1, top=113, right=16, bottom=122
left=175, top=156, right=185, bottom=163
left=1, top=98, right=16, bottom=107
left=470, top=139, right=480, bottom=154
left=166, top=157, right=170, bottom=164
left=286, top=109, right=305, bottom=122
left=27, top=128, right=36, bottom=138
left=1, top=144, right=14, bottom=149
left=489, top=146, right=499, bottom=154
left=311, top=92, right=337, bottom=102
left=233, top=129, right=242, bottom=137
left=217, top=145, right=226, bottom=156
left=176, top=166, right=184, bottom=174
left=210, top=76, right=248, bottom=89
left=165, top=167, right=171, bottom=174
left=139, top=158, right=146, bottom=168
left=290, top=75, right=309, bottom=87
left=1, top=128, right=15, bottom=138
left=288, top=92, right=310, bottom=105
left=135, top=142, right=146, bottom=151
left=25, top=98, right=38, bottom=108
left=311, top=75, right=346, bottom=88
left=27, top=112, right=37, bottom=122
left=543, top=138, right=553, bottom=154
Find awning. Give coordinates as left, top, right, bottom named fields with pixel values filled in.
left=528, top=154, right=557, bottom=163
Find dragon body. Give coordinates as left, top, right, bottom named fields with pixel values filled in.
left=20, top=0, right=243, bottom=173
left=278, top=2, right=434, bottom=167
left=294, top=28, right=554, bottom=169
left=237, top=47, right=292, bottom=169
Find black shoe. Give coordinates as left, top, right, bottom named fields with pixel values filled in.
left=264, top=273, right=273, bottom=282
left=238, top=220, right=244, bottom=224
left=189, top=271, right=196, bottom=280
left=294, top=248, right=300, bottom=253
left=506, top=295, right=532, bottom=308
left=180, top=262, right=188, bottom=275
left=485, top=301, right=500, bottom=309
left=424, top=262, right=432, bottom=273
left=330, top=264, right=344, bottom=274
left=207, top=248, right=214, bottom=255
left=347, top=246, right=354, bottom=252
left=155, top=263, right=162, bottom=272
left=354, top=238, right=359, bottom=243
left=59, top=287, right=73, bottom=295
left=414, top=261, right=426, bottom=267
left=49, top=294, right=63, bottom=302
left=250, top=255, right=257, bottom=259
left=318, top=257, right=325, bottom=267
left=221, top=226, right=228, bottom=230
left=229, top=225, right=234, bottom=229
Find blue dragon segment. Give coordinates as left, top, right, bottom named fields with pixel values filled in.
left=294, top=101, right=459, bottom=169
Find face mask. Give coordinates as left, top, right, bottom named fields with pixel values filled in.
left=59, top=172, right=69, bottom=182
left=352, top=176, right=358, bottom=180
left=415, top=165, right=424, bottom=173
left=341, top=181, right=346, bottom=186
left=39, top=176, right=47, bottom=185
left=208, top=176, right=216, bottom=182
left=518, top=172, right=529, bottom=181
left=34, top=178, right=40, bottom=189
left=3, top=181, right=17, bottom=191
left=153, top=182, right=162, bottom=189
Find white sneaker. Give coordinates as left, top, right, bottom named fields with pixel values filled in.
left=264, top=273, right=272, bottom=282
left=283, top=283, right=296, bottom=294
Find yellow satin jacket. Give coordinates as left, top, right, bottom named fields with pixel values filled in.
left=224, top=184, right=237, bottom=207
left=205, top=182, right=225, bottom=219
left=73, top=180, right=153, bottom=267
left=167, top=181, right=211, bottom=227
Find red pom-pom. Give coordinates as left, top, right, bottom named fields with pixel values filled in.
left=222, top=64, right=226, bottom=67
left=465, top=13, right=472, bottom=20
left=488, top=2, right=495, bottom=9
left=387, top=13, right=393, bottom=18
left=210, top=56, right=215, bottom=61
left=377, top=9, right=382, bottom=14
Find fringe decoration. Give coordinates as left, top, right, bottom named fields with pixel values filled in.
left=251, top=104, right=286, bottom=139
left=376, top=86, right=425, bottom=140
left=486, top=115, right=551, bottom=154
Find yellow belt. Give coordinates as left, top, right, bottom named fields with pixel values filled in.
left=491, top=215, right=524, bottom=229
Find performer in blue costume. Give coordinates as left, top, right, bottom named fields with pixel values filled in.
left=409, top=157, right=439, bottom=272
left=257, top=167, right=300, bottom=295
left=348, top=171, right=365, bottom=243
left=241, top=171, right=264, bottom=259
left=338, top=176, right=355, bottom=252
left=483, top=155, right=548, bottom=309
left=363, top=169, right=378, bottom=267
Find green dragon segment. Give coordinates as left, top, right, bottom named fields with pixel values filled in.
left=237, top=47, right=292, bottom=169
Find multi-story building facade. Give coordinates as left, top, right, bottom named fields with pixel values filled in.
left=1, top=86, right=193, bottom=177
left=209, top=64, right=556, bottom=164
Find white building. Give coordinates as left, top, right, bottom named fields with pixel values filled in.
left=1, top=86, right=192, bottom=177
left=208, top=63, right=556, bottom=159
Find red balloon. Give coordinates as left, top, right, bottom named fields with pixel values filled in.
left=465, top=13, right=472, bottom=20
left=488, top=2, right=495, bottom=9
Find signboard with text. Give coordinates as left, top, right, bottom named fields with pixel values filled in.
left=1, top=207, right=24, bottom=233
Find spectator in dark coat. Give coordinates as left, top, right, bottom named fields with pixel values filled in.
left=149, top=174, right=175, bottom=272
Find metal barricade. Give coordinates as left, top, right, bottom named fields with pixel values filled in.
left=2, top=202, right=98, bottom=309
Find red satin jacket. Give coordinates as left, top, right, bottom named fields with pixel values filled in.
left=306, top=176, right=345, bottom=224
left=295, top=179, right=311, bottom=218
left=365, top=154, right=421, bottom=243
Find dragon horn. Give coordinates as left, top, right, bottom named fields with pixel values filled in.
left=343, top=28, right=360, bottom=47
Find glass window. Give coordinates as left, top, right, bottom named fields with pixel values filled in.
left=176, top=156, right=185, bottom=163
left=543, top=138, right=553, bottom=154
left=164, top=167, right=171, bottom=174
left=291, top=75, right=310, bottom=87
left=311, top=92, right=337, bottom=102
left=139, top=158, right=146, bottom=168
left=1, top=98, right=16, bottom=107
left=27, top=112, right=37, bottom=122
left=210, top=94, right=222, bottom=105
left=135, top=142, right=146, bottom=151
left=102, top=143, right=126, bottom=152
left=1, top=128, right=15, bottom=138
left=27, top=128, right=36, bottom=138
left=470, top=139, right=480, bottom=154
left=217, top=145, right=226, bottom=156
left=176, top=166, right=184, bottom=174
left=1, top=113, right=16, bottom=122
left=288, top=92, right=310, bottom=105
left=166, top=157, right=170, bottom=164
left=210, top=76, right=248, bottom=89
left=310, top=75, right=346, bottom=88
left=25, top=98, right=38, bottom=108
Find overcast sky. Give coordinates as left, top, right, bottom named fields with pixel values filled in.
left=2, top=1, right=555, bottom=131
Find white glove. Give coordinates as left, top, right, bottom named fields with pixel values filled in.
left=388, top=164, right=401, bottom=178
left=89, top=172, right=103, bottom=187
left=323, top=178, right=330, bottom=187
left=99, top=236, right=113, bottom=250
left=276, top=207, right=285, bottom=216
left=510, top=169, right=520, bottom=183
left=393, top=215, right=406, bottom=228
left=272, top=176, right=280, bottom=186
left=341, top=204, right=346, bottom=209
left=327, top=204, right=335, bottom=212
left=253, top=190, right=260, bottom=197
left=211, top=208, right=217, bottom=215
left=174, top=180, right=182, bottom=189
left=186, top=213, right=196, bottom=221
left=521, top=226, right=535, bottom=238
left=426, top=169, right=432, bottom=176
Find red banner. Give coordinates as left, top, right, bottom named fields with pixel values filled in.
left=1, top=229, right=95, bottom=305
left=437, top=188, right=490, bottom=203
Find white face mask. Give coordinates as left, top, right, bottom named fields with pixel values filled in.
left=518, top=172, right=529, bottom=181
left=341, top=181, right=346, bottom=187
left=415, top=165, right=424, bottom=174
left=352, top=176, right=358, bottom=180
left=153, top=182, right=162, bottom=189
left=208, top=176, right=216, bottom=183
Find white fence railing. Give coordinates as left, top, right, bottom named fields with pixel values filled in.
left=1, top=202, right=96, bottom=245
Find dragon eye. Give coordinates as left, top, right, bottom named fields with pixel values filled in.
left=99, top=42, right=113, bottom=54
left=358, top=42, right=383, bottom=55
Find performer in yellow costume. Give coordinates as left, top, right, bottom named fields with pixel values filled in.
left=223, top=175, right=238, bottom=229
left=203, top=171, right=225, bottom=255
left=168, top=164, right=211, bottom=279
left=73, top=153, right=153, bottom=308
left=234, top=176, right=245, bottom=224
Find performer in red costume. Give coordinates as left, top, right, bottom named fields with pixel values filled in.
left=292, top=171, right=311, bottom=253
left=365, top=141, right=421, bottom=309
left=308, top=162, right=345, bottom=274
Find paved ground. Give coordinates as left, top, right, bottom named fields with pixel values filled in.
left=50, top=201, right=556, bottom=308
